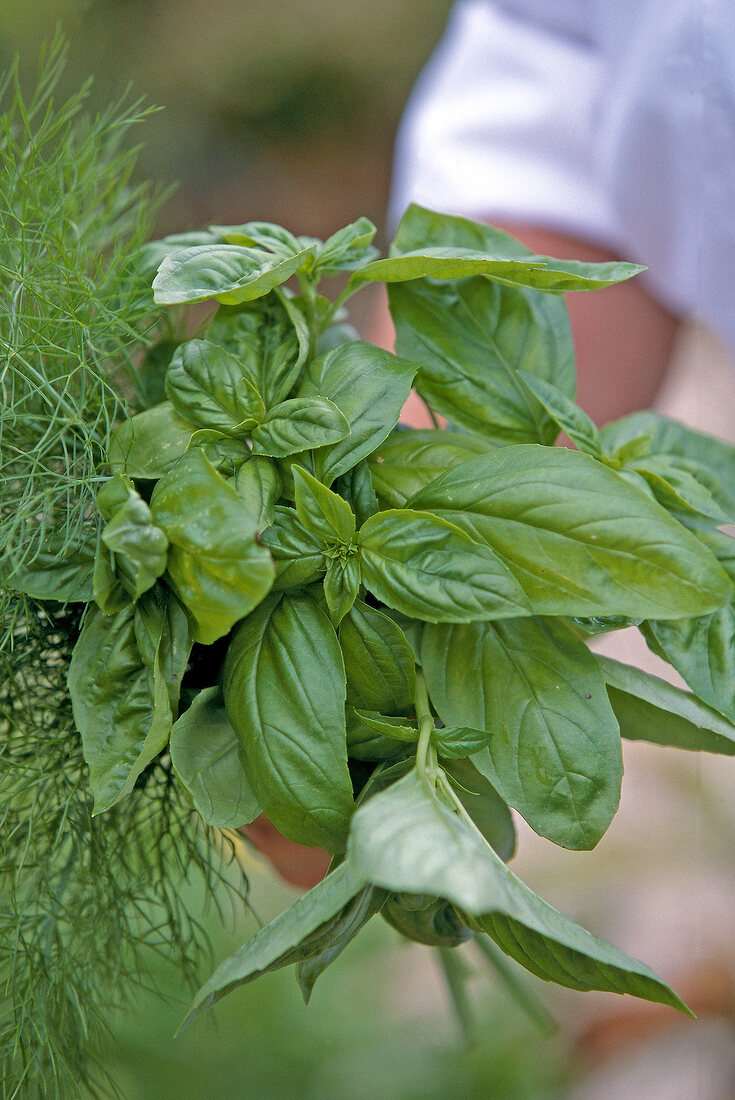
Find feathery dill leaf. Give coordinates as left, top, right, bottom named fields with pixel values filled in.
left=0, top=39, right=251, bottom=1099
left=0, top=32, right=165, bottom=577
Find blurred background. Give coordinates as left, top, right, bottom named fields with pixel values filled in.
left=4, top=3, right=735, bottom=1097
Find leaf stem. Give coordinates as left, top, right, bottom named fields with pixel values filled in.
left=414, top=670, right=437, bottom=789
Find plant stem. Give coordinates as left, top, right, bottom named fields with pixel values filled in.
left=414, top=670, right=437, bottom=790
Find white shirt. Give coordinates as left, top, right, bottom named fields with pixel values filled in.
left=391, top=0, right=735, bottom=350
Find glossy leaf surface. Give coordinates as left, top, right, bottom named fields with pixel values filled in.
left=339, top=599, right=416, bottom=714
left=422, top=618, right=622, bottom=849
left=223, top=593, right=354, bottom=850
left=165, top=339, right=264, bottom=432
left=152, top=243, right=314, bottom=305
left=150, top=450, right=274, bottom=643
left=251, top=397, right=349, bottom=458
left=358, top=509, right=532, bottom=622
left=411, top=447, right=732, bottom=618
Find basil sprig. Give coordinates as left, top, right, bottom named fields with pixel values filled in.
left=32, top=203, right=735, bottom=1030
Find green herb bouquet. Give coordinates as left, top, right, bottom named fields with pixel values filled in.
left=5, top=41, right=735, bottom=1098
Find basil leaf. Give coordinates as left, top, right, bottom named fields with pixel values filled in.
left=223, top=592, right=354, bottom=850
left=299, top=342, right=417, bottom=484
left=432, top=725, right=491, bottom=760
left=165, top=339, right=265, bottom=433
left=596, top=655, right=735, bottom=754
left=251, top=397, right=349, bottom=458
left=152, top=243, right=315, bottom=306
left=2, top=539, right=94, bottom=603
left=333, top=460, right=378, bottom=527
left=517, top=371, right=601, bottom=456
left=366, top=204, right=644, bottom=293
left=382, top=896, right=471, bottom=948
left=134, top=585, right=191, bottom=710
left=293, top=465, right=356, bottom=543
left=600, top=410, right=735, bottom=518
left=368, top=430, right=498, bottom=509
left=351, top=711, right=419, bottom=743
left=100, top=479, right=168, bottom=601
left=627, top=455, right=730, bottom=523
left=183, top=861, right=364, bottom=1026
left=187, top=429, right=252, bottom=476
left=108, top=402, right=196, bottom=478
left=443, top=758, right=516, bottom=862
left=315, top=217, right=378, bottom=274
left=68, top=604, right=172, bottom=814
left=358, top=509, right=532, bottom=622
left=410, top=446, right=732, bottom=619
left=170, top=687, right=261, bottom=828
left=422, top=618, right=622, bottom=849
left=296, top=884, right=386, bottom=1003
left=324, top=557, right=360, bottom=627
left=233, top=456, right=282, bottom=530
left=260, top=506, right=326, bottom=591
left=150, top=450, right=275, bottom=644
left=345, top=709, right=413, bottom=762
left=205, top=293, right=309, bottom=408
left=208, top=221, right=303, bottom=258
left=389, top=277, right=573, bottom=444
left=347, top=769, right=688, bottom=1013
left=339, top=599, right=416, bottom=714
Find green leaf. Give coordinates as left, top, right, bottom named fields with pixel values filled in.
left=184, top=861, right=365, bottom=1026
left=233, top=456, right=282, bottom=530
left=351, top=710, right=419, bottom=742
left=345, top=709, right=414, bottom=762
left=333, top=460, right=379, bottom=526
left=626, top=454, right=730, bottom=523
left=260, top=506, right=326, bottom=591
left=170, top=687, right=261, bottom=828
left=600, top=410, right=735, bottom=519
left=100, top=478, right=168, bottom=600
left=410, top=446, right=732, bottom=619
left=368, top=429, right=498, bottom=509
left=187, top=430, right=252, bottom=476
left=208, top=220, right=303, bottom=258
left=1, top=539, right=94, bottom=602
left=150, top=450, right=275, bottom=643
left=382, top=895, right=471, bottom=948
left=299, top=342, right=417, bottom=484
left=165, top=339, right=265, bottom=433
left=431, top=725, right=492, bottom=760
left=388, top=277, right=574, bottom=444
left=223, top=592, right=354, bottom=850
left=251, top=397, right=350, bottom=458
left=347, top=769, right=689, bottom=1014
left=204, top=292, right=309, bottom=408
left=68, top=604, right=172, bottom=813
left=643, top=611, right=735, bottom=723
left=517, top=372, right=601, bottom=456
left=152, top=243, right=315, bottom=306
left=443, top=758, right=516, bottom=862
left=422, top=618, right=622, bottom=849
left=324, top=556, right=360, bottom=626
left=315, top=217, right=378, bottom=274
left=358, top=508, right=532, bottom=623
left=108, top=402, right=196, bottom=479
left=296, top=884, right=386, bottom=1003
left=133, top=585, right=191, bottom=709
left=596, top=655, right=735, bottom=754
left=339, top=599, right=416, bottom=713
left=293, top=465, right=356, bottom=543
left=369, top=204, right=645, bottom=293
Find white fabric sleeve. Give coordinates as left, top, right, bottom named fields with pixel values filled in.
left=390, top=0, right=735, bottom=352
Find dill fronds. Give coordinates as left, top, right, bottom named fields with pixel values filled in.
left=0, top=32, right=164, bottom=576
left=0, top=39, right=250, bottom=1099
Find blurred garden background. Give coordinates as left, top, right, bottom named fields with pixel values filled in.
left=4, top=2, right=735, bottom=1097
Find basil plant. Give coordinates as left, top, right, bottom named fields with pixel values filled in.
left=35, top=204, right=735, bottom=1027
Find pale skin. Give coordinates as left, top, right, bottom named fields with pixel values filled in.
left=242, top=223, right=681, bottom=888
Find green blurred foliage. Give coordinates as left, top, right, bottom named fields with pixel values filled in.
left=96, top=866, right=572, bottom=1100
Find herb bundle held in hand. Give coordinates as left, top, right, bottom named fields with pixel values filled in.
left=6, top=53, right=735, bottom=1083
